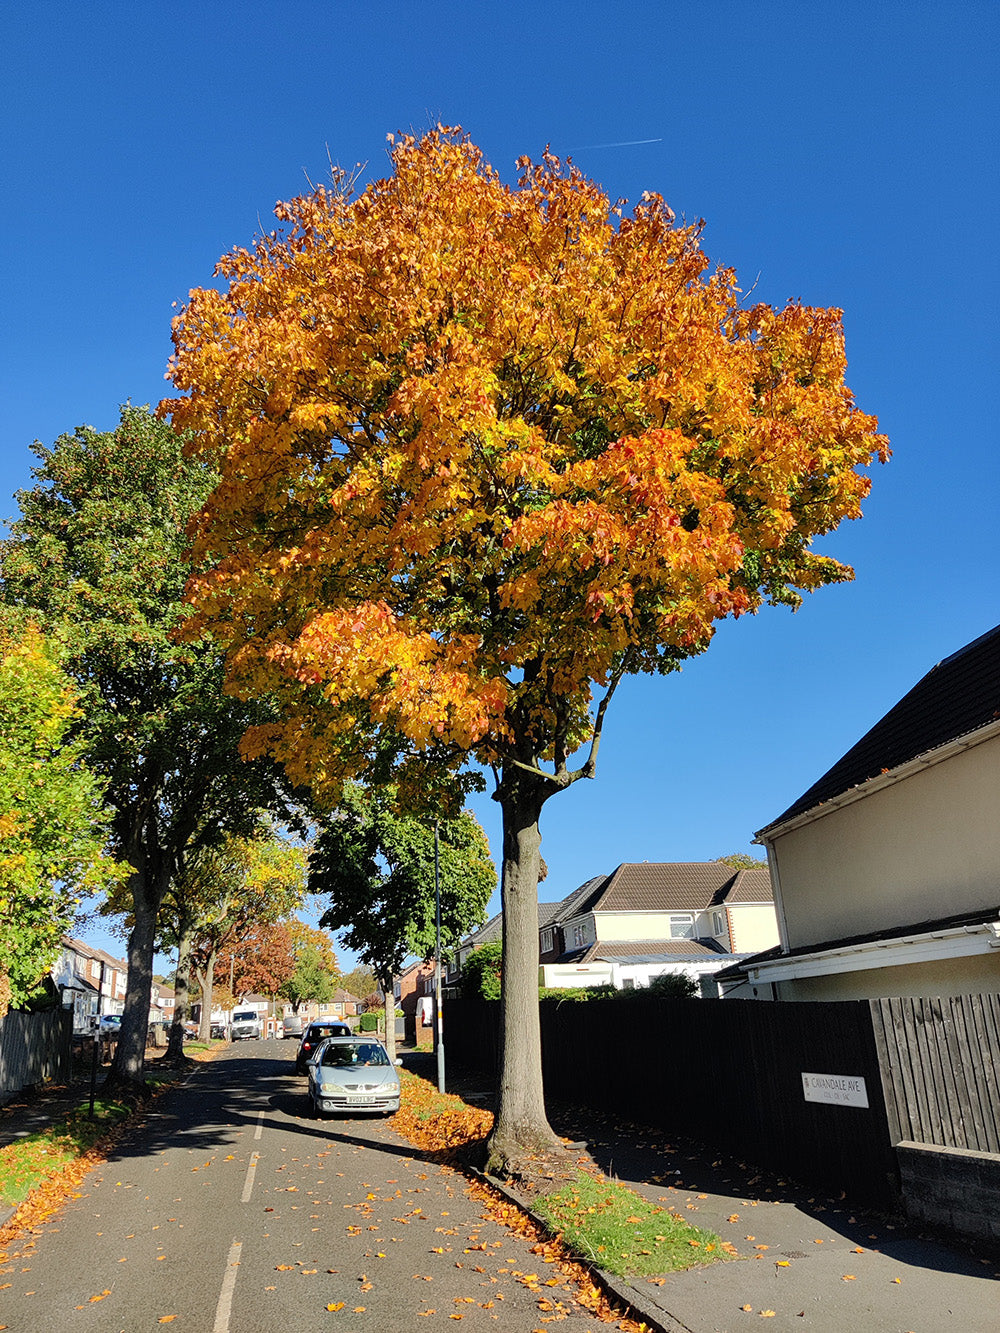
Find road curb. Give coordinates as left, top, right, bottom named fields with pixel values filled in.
left=471, top=1167, right=698, bottom=1333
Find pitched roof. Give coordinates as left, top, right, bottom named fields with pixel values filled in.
left=460, top=902, right=563, bottom=948
left=563, top=862, right=773, bottom=917
left=766, top=623, right=1000, bottom=829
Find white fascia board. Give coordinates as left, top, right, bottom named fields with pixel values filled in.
left=745, top=922, right=1000, bottom=983
left=755, top=719, right=1000, bottom=843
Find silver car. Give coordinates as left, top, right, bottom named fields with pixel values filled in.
left=305, top=1036, right=401, bottom=1117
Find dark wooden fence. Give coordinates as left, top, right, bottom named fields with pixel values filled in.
left=444, top=995, right=899, bottom=1207
left=0, top=1008, right=73, bottom=1100
left=871, top=994, right=1000, bottom=1153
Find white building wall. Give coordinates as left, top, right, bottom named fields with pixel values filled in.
left=769, top=736, right=1000, bottom=950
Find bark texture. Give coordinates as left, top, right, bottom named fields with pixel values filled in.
left=486, top=779, right=561, bottom=1173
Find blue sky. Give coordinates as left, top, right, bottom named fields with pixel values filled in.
left=3, top=2, right=998, bottom=973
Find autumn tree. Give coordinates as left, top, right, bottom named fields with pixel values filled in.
left=0, top=407, right=291, bottom=1095
left=164, top=127, right=888, bottom=1168
left=186, top=828, right=305, bottom=1039
left=217, top=921, right=295, bottom=1000
left=0, top=626, right=123, bottom=1014
left=309, top=784, right=495, bottom=1060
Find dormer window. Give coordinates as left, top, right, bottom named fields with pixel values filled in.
left=669, top=914, right=695, bottom=939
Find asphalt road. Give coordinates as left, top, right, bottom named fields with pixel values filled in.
left=0, top=1043, right=608, bottom=1333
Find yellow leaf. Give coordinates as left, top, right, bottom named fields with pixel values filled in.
left=326, top=1301, right=345, bottom=1311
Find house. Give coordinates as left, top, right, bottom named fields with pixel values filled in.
left=539, top=861, right=779, bottom=992
left=52, top=938, right=128, bottom=1032
left=150, top=982, right=176, bottom=1026
left=451, top=900, right=564, bottom=983
left=718, top=623, right=1000, bottom=1001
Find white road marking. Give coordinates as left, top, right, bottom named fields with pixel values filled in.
left=241, top=1151, right=259, bottom=1203
left=213, top=1239, right=242, bottom=1333
left=254, top=1109, right=264, bottom=1140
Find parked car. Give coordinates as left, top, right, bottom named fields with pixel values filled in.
left=281, top=1015, right=304, bottom=1039
left=305, top=1035, right=401, bottom=1117
left=98, top=1014, right=122, bottom=1035
left=295, top=1021, right=351, bottom=1072
left=230, top=1009, right=263, bottom=1041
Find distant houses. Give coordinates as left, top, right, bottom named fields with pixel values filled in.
left=451, top=861, right=780, bottom=995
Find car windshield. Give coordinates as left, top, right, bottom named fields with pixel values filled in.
left=320, top=1042, right=389, bottom=1068
left=307, top=1025, right=346, bottom=1040
left=233, top=1012, right=256, bottom=1022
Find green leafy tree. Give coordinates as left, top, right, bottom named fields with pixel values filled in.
left=280, top=928, right=339, bottom=1013
left=0, top=406, right=291, bottom=1095
left=310, top=784, right=495, bottom=1060
left=714, top=852, right=768, bottom=870
left=338, top=966, right=376, bottom=1002
left=0, top=626, right=123, bottom=1013
left=461, top=941, right=503, bottom=1001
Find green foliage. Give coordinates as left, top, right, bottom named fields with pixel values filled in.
left=538, top=985, right=616, bottom=1002
left=714, top=852, right=768, bottom=870
left=462, top=941, right=503, bottom=1000
left=0, top=626, right=123, bottom=1011
left=339, top=966, right=376, bottom=1000
left=279, top=940, right=338, bottom=1011
left=312, top=782, right=495, bottom=988
left=0, top=405, right=293, bottom=1082
left=644, top=971, right=698, bottom=999
left=358, top=1012, right=379, bottom=1032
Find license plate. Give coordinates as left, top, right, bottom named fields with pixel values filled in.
left=346, top=1096, right=377, bottom=1104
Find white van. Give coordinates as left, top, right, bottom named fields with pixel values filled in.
left=231, top=1009, right=263, bottom=1041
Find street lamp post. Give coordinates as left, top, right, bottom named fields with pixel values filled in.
left=434, top=820, right=445, bottom=1094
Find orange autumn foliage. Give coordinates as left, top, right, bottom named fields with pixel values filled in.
left=163, top=125, right=888, bottom=807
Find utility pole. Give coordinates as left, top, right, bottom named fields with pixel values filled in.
left=434, top=820, right=445, bottom=1094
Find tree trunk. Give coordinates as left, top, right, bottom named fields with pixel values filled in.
left=165, top=922, right=194, bottom=1060
left=105, top=874, right=161, bottom=1100
left=486, top=782, right=561, bottom=1173
left=196, top=952, right=217, bottom=1041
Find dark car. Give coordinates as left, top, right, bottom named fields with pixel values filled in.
left=295, top=1021, right=351, bottom=1072
left=281, top=1015, right=304, bottom=1039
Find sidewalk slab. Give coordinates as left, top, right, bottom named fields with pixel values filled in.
left=549, top=1103, right=1000, bottom=1333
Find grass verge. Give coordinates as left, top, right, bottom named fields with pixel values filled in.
left=533, top=1168, right=721, bottom=1277
left=393, top=1068, right=722, bottom=1280
left=0, top=1099, right=130, bottom=1208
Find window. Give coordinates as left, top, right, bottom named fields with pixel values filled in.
left=669, top=914, right=695, bottom=939
left=622, top=977, right=635, bottom=990
left=572, top=923, right=587, bottom=947
left=713, top=911, right=725, bottom=937
left=540, top=928, right=553, bottom=953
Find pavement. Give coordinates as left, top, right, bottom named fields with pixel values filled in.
left=3, top=1049, right=998, bottom=1332
left=437, top=1058, right=1000, bottom=1333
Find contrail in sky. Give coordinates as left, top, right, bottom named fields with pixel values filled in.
left=573, top=138, right=664, bottom=150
